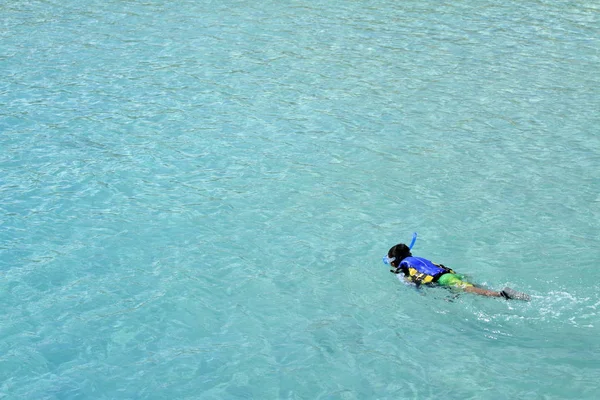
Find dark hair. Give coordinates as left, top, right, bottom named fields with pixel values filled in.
left=387, top=243, right=412, bottom=267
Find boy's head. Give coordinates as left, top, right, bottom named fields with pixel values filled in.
left=387, top=243, right=412, bottom=267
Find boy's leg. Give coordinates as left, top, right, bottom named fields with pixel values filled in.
left=438, top=273, right=502, bottom=297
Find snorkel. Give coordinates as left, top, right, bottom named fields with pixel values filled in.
left=408, top=232, right=418, bottom=250
left=382, top=232, right=418, bottom=265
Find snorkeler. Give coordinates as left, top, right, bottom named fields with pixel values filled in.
left=383, top=233, right=530, bottom=301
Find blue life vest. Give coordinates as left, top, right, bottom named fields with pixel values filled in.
left=398, top=256, right=455, bottom=285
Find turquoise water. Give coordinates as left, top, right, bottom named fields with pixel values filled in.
left=2, top=0, right=599, bottom=398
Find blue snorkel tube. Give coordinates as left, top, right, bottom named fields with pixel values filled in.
left=408, top=232, right=418, bottom=250
left=383, top=232, right=418, bottom=265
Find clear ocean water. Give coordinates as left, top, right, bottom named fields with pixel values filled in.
left=1, top=0, right=599, bottom=399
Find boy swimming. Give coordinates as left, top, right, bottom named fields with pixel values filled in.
left=384, top=234, right=530, bottom=301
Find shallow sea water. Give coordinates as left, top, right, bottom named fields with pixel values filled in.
left=1, top=0, right=599, bottom=399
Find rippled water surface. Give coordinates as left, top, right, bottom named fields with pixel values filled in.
left=2, top=0, right=599, bottom=398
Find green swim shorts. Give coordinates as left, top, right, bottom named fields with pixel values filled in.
left=437, top=273, right=473, bottom=288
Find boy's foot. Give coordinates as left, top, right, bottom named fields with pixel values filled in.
left=500, top=287, right=531, bottom=301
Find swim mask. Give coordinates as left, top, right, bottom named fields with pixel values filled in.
left=382, top=255, right=396, bottom=265
left=382, top=232, right=417, bottom=265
